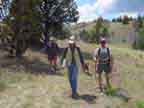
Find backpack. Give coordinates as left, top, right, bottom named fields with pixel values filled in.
left=98, top=48, right=110, bottom=64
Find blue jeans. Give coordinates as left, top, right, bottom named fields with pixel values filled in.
left=68, top=63, right=78, bottom=95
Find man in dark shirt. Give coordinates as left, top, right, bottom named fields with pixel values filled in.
left=47, top=37, right=60, bottom=72
left=61, top=36, right=87, bottom=99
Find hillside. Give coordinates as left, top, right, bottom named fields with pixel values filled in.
left=0, top=41, right=144, bottom=108
left=71, top=21, right=135, bottom=44
left=109, top=22, right=134, bottom=43
left=71, top=22, right=97, bottom=34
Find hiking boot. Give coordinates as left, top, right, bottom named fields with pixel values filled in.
left=72, top=93, right=80, bottom=100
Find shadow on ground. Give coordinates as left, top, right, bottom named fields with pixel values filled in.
left=0, top=55, right=64, bottom=76
left=79, top=94, right=97, bottom=104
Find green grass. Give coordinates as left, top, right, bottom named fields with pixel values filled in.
left=105, top=87, right=118, bottom=96
left=0, top=42, right=144, bottom=108
left=136, top=100, right=144, bottom=108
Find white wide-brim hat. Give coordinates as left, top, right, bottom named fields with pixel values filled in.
left=68, top=35, right=75, bottom=44
left=50, top=37, right=55, bottom=41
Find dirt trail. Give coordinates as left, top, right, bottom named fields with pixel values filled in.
left=0, top=42, right=143, bottom=108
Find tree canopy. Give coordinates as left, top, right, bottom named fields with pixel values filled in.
left=41, top=0, right=79, bottom=44
left=2, top=0, right=79, bottom=57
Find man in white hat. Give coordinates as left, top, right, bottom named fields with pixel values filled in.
left=61, top=35, right=87, bottom=99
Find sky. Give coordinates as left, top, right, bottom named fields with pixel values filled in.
left=76, top=0, right=144, bottom=22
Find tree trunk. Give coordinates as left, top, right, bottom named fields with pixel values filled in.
left=43, top=21, right=50, bottom=47
left=15, top=36, right=28, bottom=58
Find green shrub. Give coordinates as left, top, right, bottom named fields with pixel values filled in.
left=136, top=100, right=144, bottom=108
left=105, top=87, right=118, bottom=96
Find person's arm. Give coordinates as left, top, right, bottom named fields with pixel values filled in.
left=93, top=48, right=99, bottom=73
left=76, top=47, right=85, bottom=66
left=93, top=49, right=96, bottom=61
left=109, top=48, right=114, bottom=72
left=60, top=47, right=68, bottom=65
left=110, top=54, right=114, bottom=72
left=77, top=46, right=92, bottom=75
left=56, top=43, right=60, bottom=54
left=57, top=44, right=60, bottom=51
left=93, top=49, right=99, bottom=63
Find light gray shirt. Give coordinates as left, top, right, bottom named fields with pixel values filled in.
left=93, top=47, right=112, bottom=61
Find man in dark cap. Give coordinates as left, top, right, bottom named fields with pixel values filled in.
left=93, top=38, right=114, bottom=92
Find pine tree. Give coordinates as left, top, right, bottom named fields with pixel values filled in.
left=5, top=0, right=79, bottom=57
left=40, top=0, right=79, bottom=45
left=95, top=17, right=103, bottom=43
left=7, top=0, right=42, bottom=57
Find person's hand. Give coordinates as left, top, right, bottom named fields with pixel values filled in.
left=61, top=59, right=66, bottom=68
left=94, top=62, right=98, bottom=73
left=82, top=63, right=87, bottom=71
left=82, top=63, right=92, bottom=76
left=85, top=63, right=89, bottom=71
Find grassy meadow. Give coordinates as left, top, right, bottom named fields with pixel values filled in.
left=0, top=41, right=143, bottom=108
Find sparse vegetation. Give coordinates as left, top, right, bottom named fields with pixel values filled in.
left=0, top=1, right=144, bottom=108
left=79, top=17, right=110, bottom=43
left=0, top=41, right=143, bottom=108
left=136, top=100, right=144, bottom=108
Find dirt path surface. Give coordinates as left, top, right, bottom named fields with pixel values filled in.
left=0, top=42, right=144, bottom=108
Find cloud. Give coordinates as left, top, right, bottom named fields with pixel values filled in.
left=78, top=14, right=98, bottom=22
left=78, top=3, right=97, bottom=22
left=95, top=0, right=117, bottom=14
left=78, top=0, right=118, bottom=22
